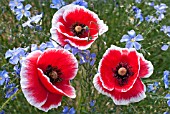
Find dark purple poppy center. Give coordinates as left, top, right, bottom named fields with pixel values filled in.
left=112, top=62, right=134, bottom=86
left=71, top=22, right=86, bottom=36
left=45, top=65, right=62, bottom=84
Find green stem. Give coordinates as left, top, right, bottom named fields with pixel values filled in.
left=0, top=89, right=21, bottom=111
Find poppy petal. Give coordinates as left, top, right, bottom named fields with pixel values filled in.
left=55, top=82, right=76, bottom=98
left=37, top=48, right=78, bottom=80
left=50, top=4, right=108, bottom=49
left=138, top=53, right=153, bottom=78
left=114, top=48, right=139, bottom=92
left=99, top=45, right=122, bottom=91
left=93, top=73, right=146, bottom=105
left=39, top=93, right=62, bottom=112
left=37, top=68, right=76, bottom=98
left=65, top=38, right=95, bottom=50
left=99, top=45, right=139, bottom=92
left=20, top=50, right=48, bottom=108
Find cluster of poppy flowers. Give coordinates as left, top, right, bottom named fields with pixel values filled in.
left=20, top=4, right=153, bottom=112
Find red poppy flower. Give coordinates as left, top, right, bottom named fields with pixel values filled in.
left=93, top=45, right=153, bottom=105
left=50, top=4, right=108, bottom=50
left=20, top=48, right=78, bottom=112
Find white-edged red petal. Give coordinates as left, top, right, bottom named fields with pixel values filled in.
left=50, top=4, right=108, bottom=50
left=93, top=73, right=146, bottom=105
left=37, top=68, right=76, bottom=98
left=39, top=93, right=62, bottom=112
left=37, top=48, right=78, bottom=80
left=20, top=50, right=48, bottom=108
left=99, top=45, right=139, bottom=92
left=138, top=53, right=153, bottom=78
left=20, top=48, right=78, bottom=112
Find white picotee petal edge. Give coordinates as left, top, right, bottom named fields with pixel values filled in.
left=50, top=4, right=108, bottom=49
left=98, top=45, right=140, bottom=92
left=93, top=73, right=146, bottom=105
left=137, top=53, right=154, bottom=78
left=20, top=50, right=48, bottom=108
left=38, top=101, right=61, bottom=112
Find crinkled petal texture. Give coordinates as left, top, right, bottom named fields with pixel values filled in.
left=20, top=48, right=78, bottom=112
left=93, top=45, right=153, bottom=105
left=50, top=4, right=108, bottom=50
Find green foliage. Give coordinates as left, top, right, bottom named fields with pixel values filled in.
left=0, top=0, right=170, bottom=113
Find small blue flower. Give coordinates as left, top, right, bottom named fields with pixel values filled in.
left=120, top=30, right=144, bottom=50
left=154, top=3, right=168, bottom=21
left=160, top=25, right=170, bottom=37
left=62, top=106, right=76, bottom=114
left=135, top=0, right=141, bottom=3
left=5, top=47, right=27, bottom=65
left=64, top=44, right=96, bottom=65
left=147, top=82, right=159, bottom=93
left=161, top=44, right=169, bottom=51
left=5, top=82, right=18, bottom=99
left=145, top=15, right=158, bottom=23
left=72, top=0, right=88, bottom=8
left=132, top=6, right=144, bottom=22
left=146, top=2, right=154, bottom=7
left=22, top=13, right=43, bottom=28
left=15, top=4, right=32, bottom=20
left=0, top=110, right=5, bottom=114
left=13, top=65, right=21, bottom=76
left=9, top=0, right=24, bottom=11
left=50, top=0, right=65, bottom=9
left=165, top=94, right=170, bottom=107
left=35, top=25, right=43, bottom=31
left=90, top=100, right=96, bottom=107
left=31, top=41, right=55, bottom=52
left=154, top=3, right=168, bottom=15
left=164, top=112, right=170, bottom=114
left=0, top=70, right=9, bottom=86
left=163, top=70, right=169, bottom=89
left=78, top=51, right=96, bottom=66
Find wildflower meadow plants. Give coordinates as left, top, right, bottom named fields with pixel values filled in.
left=0, top=0, right=170, bottom=113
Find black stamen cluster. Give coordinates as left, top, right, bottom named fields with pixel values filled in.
left=112, top=62, right=134, bottom=86
left=45, top=65, right=62, bottom=84
left=71, top=22, right=86, bottom=36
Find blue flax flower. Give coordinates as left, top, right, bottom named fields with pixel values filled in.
left=147, top=82, right=159, bottom=93
left=160, top=25, right=170, bottom=37
left=0, top=70, right=9, bottom=86
left=132, top=6, right=144, bottom=22
left=22, top=12, right=43, bottom=28
left=78, top=50, right=96, bottom=66
left=72, top=0, right=88, bottom=8
left=15, top=4, right=32, bottom=20
left=13, top=65, right=21, bottom=76
left=120, top=30, right=144, bottom=50
left=5, top=47, right=27, bottom=65
left=154, top=3, right=168, bottom=15
left=50, top=0, right=65, bottom=9
left=161, top=44, right=170, bottom=51
left=164, top=112, right=170, bottom=114
left=163, top=70, right=169, bottom=89
left=62, top=106, right=76, bottom=114
left=5, top=82, right=18, bottom=99
left=64, top=44, right=96, bottom=65
left=135, top=0, right=141, bottom=3
left=9, top=0, right=24, bottom=11
left=165, top=94, right=170, bottom=107
left=31, top=41, right=55, bottom=52
left=154, top=3, right=168, bottom=21
left=90, top=100, right=96, bottom=107
left=145, top=15, right=158, bottom=23
left=0, top=110, right=5, bottom=114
